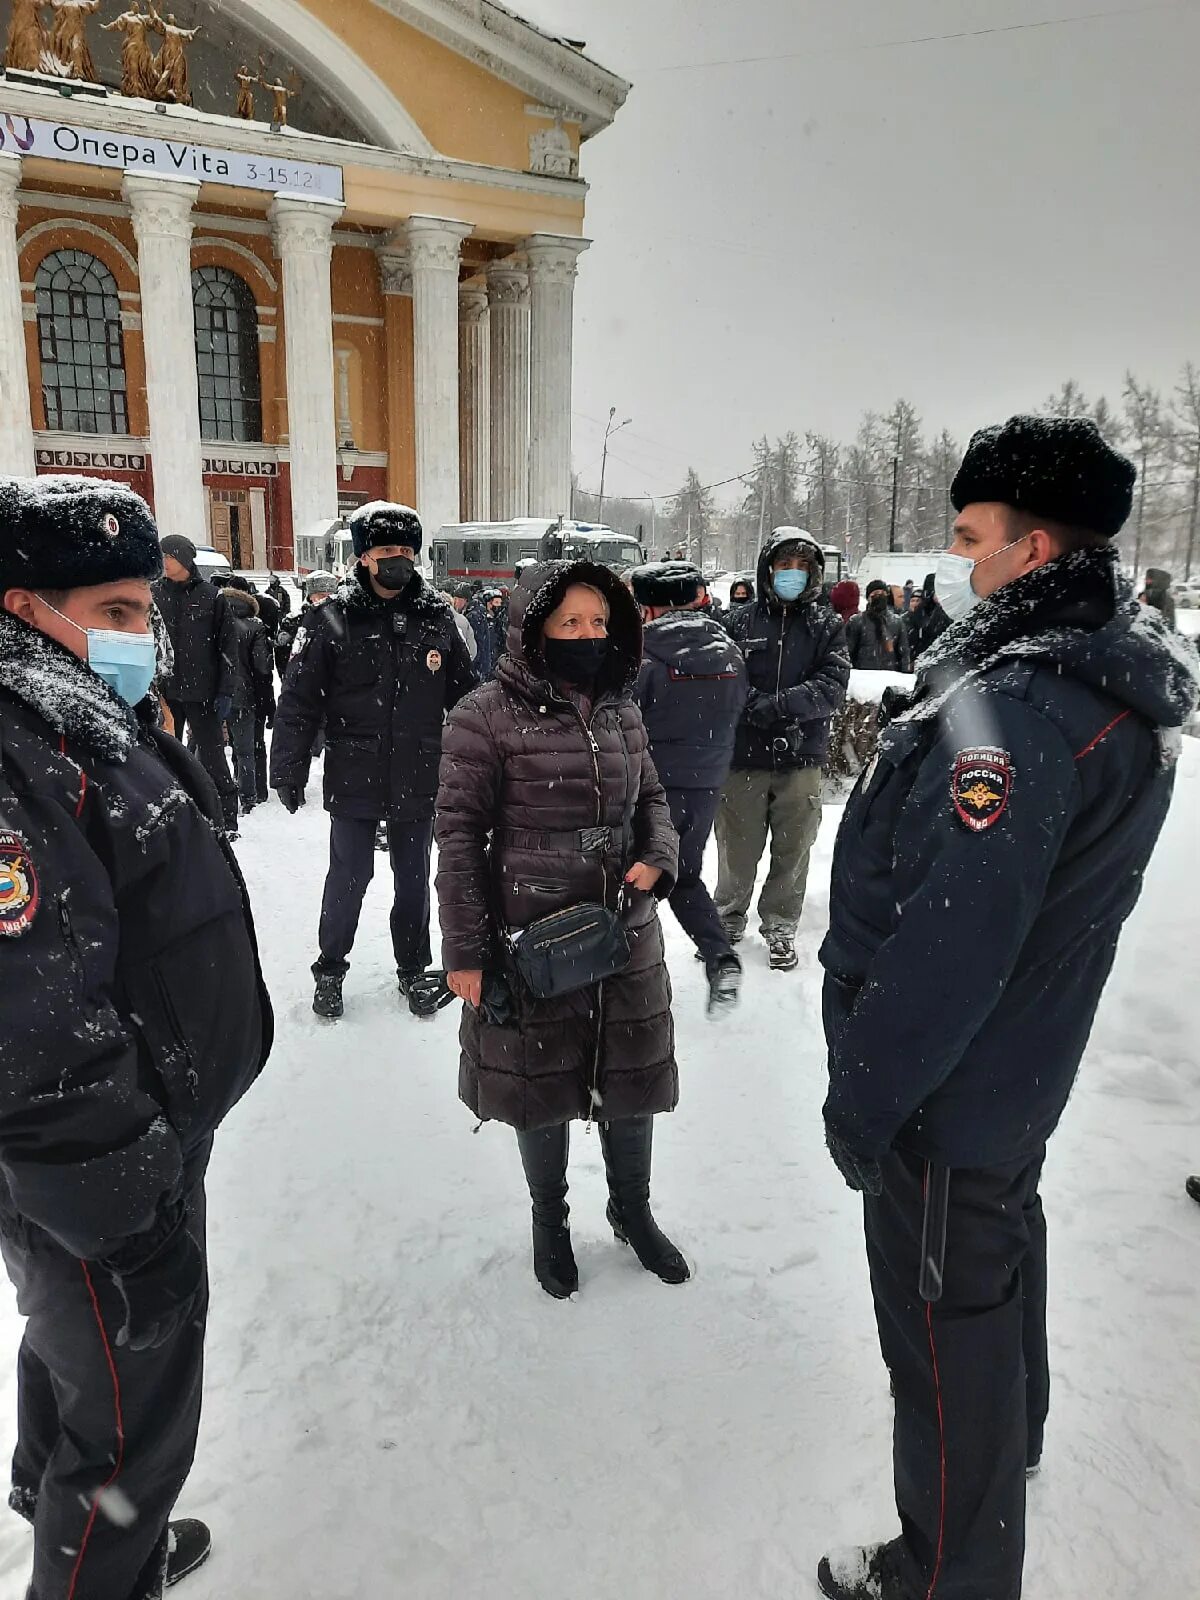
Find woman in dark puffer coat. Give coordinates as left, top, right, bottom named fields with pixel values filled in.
left=436, top=560, right=688, bottom=1298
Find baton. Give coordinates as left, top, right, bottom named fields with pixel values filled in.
left=919, top=1162, right=951, bottom=1303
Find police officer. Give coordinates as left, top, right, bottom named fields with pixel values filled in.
left=0, top=475, right=272, bottom=1599
left=152, top=533, right=241, bottom=832
left=271, top=503, right=475, bottom=1019
left=631, top=561, right=748, bottom=1015
left=718, top=529, right=850, bottom=971
left=815, top=417, right=1199, bottom=1600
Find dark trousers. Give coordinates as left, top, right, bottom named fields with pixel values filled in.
left=254, top=715, right=269, bottom=802
left=0, top=1188, right=208, bottom=1600
left=226, top=709, right=257, bottom=808
left=166, top=701, right=238, bottom=825
left=316, top=814, right=434, bottom=976
left=665, top=786, right=734, bottom=968
left=864, top=1148, right=1048, bottom=1600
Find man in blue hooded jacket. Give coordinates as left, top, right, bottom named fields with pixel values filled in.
left=717, top=529, right=850, bottom=972
left=816, top=417, right=1199, bottom=1600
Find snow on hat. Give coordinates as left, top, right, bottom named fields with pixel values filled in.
left=0, top=474, right=162, bottom=594
left=951, top=415, right=1136, bottom=539
left=348, top=501, right=423, bottom=558
left=303, top=569, right=337, bottom=599
left=629, top=560, right=705, bottom=608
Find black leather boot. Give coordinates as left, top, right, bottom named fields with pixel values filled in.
left=516, top=1125, right=577, bottom=1299
left=600, top=1117, right=690, bottom=1284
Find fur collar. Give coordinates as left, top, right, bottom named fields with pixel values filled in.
left=0, top=611, right=138, bottom=761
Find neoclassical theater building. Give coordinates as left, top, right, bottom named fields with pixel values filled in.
left=0, top=0, right=628, bottom=567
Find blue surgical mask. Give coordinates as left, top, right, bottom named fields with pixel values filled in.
left=38, top=599, right=158, bottom=707
left=773, top=569, right=809, bottom=603
left=936, top=534, right=1033, bottom=623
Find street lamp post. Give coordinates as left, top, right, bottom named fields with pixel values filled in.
left=597, top=405, right=632, bottom=523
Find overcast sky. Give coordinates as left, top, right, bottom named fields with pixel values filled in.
left=515, top=0, right=1200, bottom=508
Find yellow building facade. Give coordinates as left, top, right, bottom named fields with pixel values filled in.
left=0, top=0, right=629, bottom=567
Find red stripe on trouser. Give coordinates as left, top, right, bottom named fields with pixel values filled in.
left=924, top=1300, right=947, bottom=1600
left=66, top=1263, right=127, bottom=1600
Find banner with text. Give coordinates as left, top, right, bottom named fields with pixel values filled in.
left=0, top=112, right=344, bottom=202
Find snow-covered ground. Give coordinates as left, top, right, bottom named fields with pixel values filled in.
left=2, top=746, right=1198, bottom=1600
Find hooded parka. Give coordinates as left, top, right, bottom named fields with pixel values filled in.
left=435, top=562, right=680, bottom=1131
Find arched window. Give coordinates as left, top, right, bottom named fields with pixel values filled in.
left=192, top=266, right=262, bottom=443
left=35, top=250, right=129, bottom=435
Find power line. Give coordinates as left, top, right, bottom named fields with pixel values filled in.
left=642, top=2, right=1195, bottom=76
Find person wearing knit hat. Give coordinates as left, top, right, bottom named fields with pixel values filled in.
left=828, top=578, right=859, bottom=624
left=816, top=417, right=1199, bottom=1600
left=271, top=500, right=477, bottom=1019
left=0, top=474, right=272, bottom=1597
left=152, top=530, right=241, bottom=832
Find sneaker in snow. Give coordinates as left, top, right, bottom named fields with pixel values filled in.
left=719, top=918, right=745, bottom=946
left=312, top=971, right=344, bottom=1019
left=817, top=1538, right=908, bottom=1600
left=165, top=1518, right=211, bottom=1587
left=767, top=936, right=798, bottom=971
left=705, top=956, right=742, bottom=1019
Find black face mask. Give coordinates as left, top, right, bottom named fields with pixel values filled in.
left=543, top=636, right=610, bottom=686
left=370, top=555, right=415, bottom=592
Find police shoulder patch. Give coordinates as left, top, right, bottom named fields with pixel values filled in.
left=0, top=830, right=40, bottom=937
left=952, top=746, right=1013, bottom=833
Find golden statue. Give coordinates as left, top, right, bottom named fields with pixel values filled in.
left=4, top=0, right=50, bottom=73
left=101, top=3, right=157, bottom=98
left=149, top=9, right=198, bottom=106
left=234, top=63, right=257, bottom=120
left=47, top=0, right=101, bottom=82
left=262, top=70, right=299, bottom=127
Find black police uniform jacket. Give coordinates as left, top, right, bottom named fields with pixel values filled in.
left=0, top=613, right=272, bottom=1260
left=635, top=610, right=749, bottom=790
left=820, top=546, right=1199, bottom=1168
left=726, top=532, right=850, bottom=772
left=151, top=572, right=239, bottom=706
left=270, top=566, right=476, bottom=823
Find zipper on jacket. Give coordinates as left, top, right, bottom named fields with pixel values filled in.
left=569, top=703, right=607, bottom=1131
left=58, top=893, right=84, bottom=1004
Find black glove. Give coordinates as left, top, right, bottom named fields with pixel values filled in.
left=275, top=784, right=305, bottom=814
left=745, top=690, right=783, bottom=729
left=212, top=694, right=233, bottom=723
left=825, top=1125, right=883, bottom=1196
left=104, top=1208, right=204, bottom=1353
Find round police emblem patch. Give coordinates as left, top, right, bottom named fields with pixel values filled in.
left=952, top=747, right=1013, bottom=833
left=426, top=649, right=443, bottom=674
left=103, top=513, right=120, bottom=538
left=0, top=830, right=39, bottom=938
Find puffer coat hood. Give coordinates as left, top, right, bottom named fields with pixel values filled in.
left=756, top=528, right=826, bottom=611
left=436, top=559, right=680, bottom=1132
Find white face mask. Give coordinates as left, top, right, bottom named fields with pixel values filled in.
left=936, top=534, right=1032, bottom=622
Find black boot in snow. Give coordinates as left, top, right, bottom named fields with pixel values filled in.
left=817, top=1538, right=908, bottom=1600
left=706, top=954, right=742, bottom=1019
left=600, top=1117, right=690, bottom=1285
left=1187, top=1175, right=1200, bottom=1204
left=165, top=1519, right=212, bottom=1587
left=312, top=966, right=344, bottom=1019
left=516, top=1125, right=578, bottom=1299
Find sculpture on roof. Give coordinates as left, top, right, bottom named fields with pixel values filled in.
left=151, top=10, right=199, bottom=106
left=47, top=0, right=102, bottom=82
left=100, top=3, right=157, bottom=98
left=234, top=63, right=257, bottom=120
left=4, top=0, right=50, bottom=74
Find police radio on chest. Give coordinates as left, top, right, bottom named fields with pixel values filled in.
left=391, top=613, right=409, bottom=638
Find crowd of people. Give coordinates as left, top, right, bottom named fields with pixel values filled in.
left=0, top=413, right=1198, bottom=1600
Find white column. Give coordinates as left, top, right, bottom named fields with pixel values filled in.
left=0, top=155, right=35, bottom=478
left=123, top=174, right=205, bottom=542
left=406, top=215, right=472, bottom=538
left=487, top=260, right=530, bottom=521
left=525, top=235, right=589, bottom=519
left=458, top=284, right=490, bottom=521
left=269, top=194, right=343, bottom=539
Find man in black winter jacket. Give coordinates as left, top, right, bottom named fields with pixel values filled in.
left=717, top=528, right=850, bottom=971
left=271, top=502, right=475, bottom=1018
left=152, top=533, right=240, bottom=830
left=815, top=417, right=1200, bottom=1600
left=846, top=582, right=913, bottom=672
left=0, top=475, right=272, bottom=1600
left=632, top=562, right=749, bottom=1015
left=220, top=588, right=274, bottom=813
